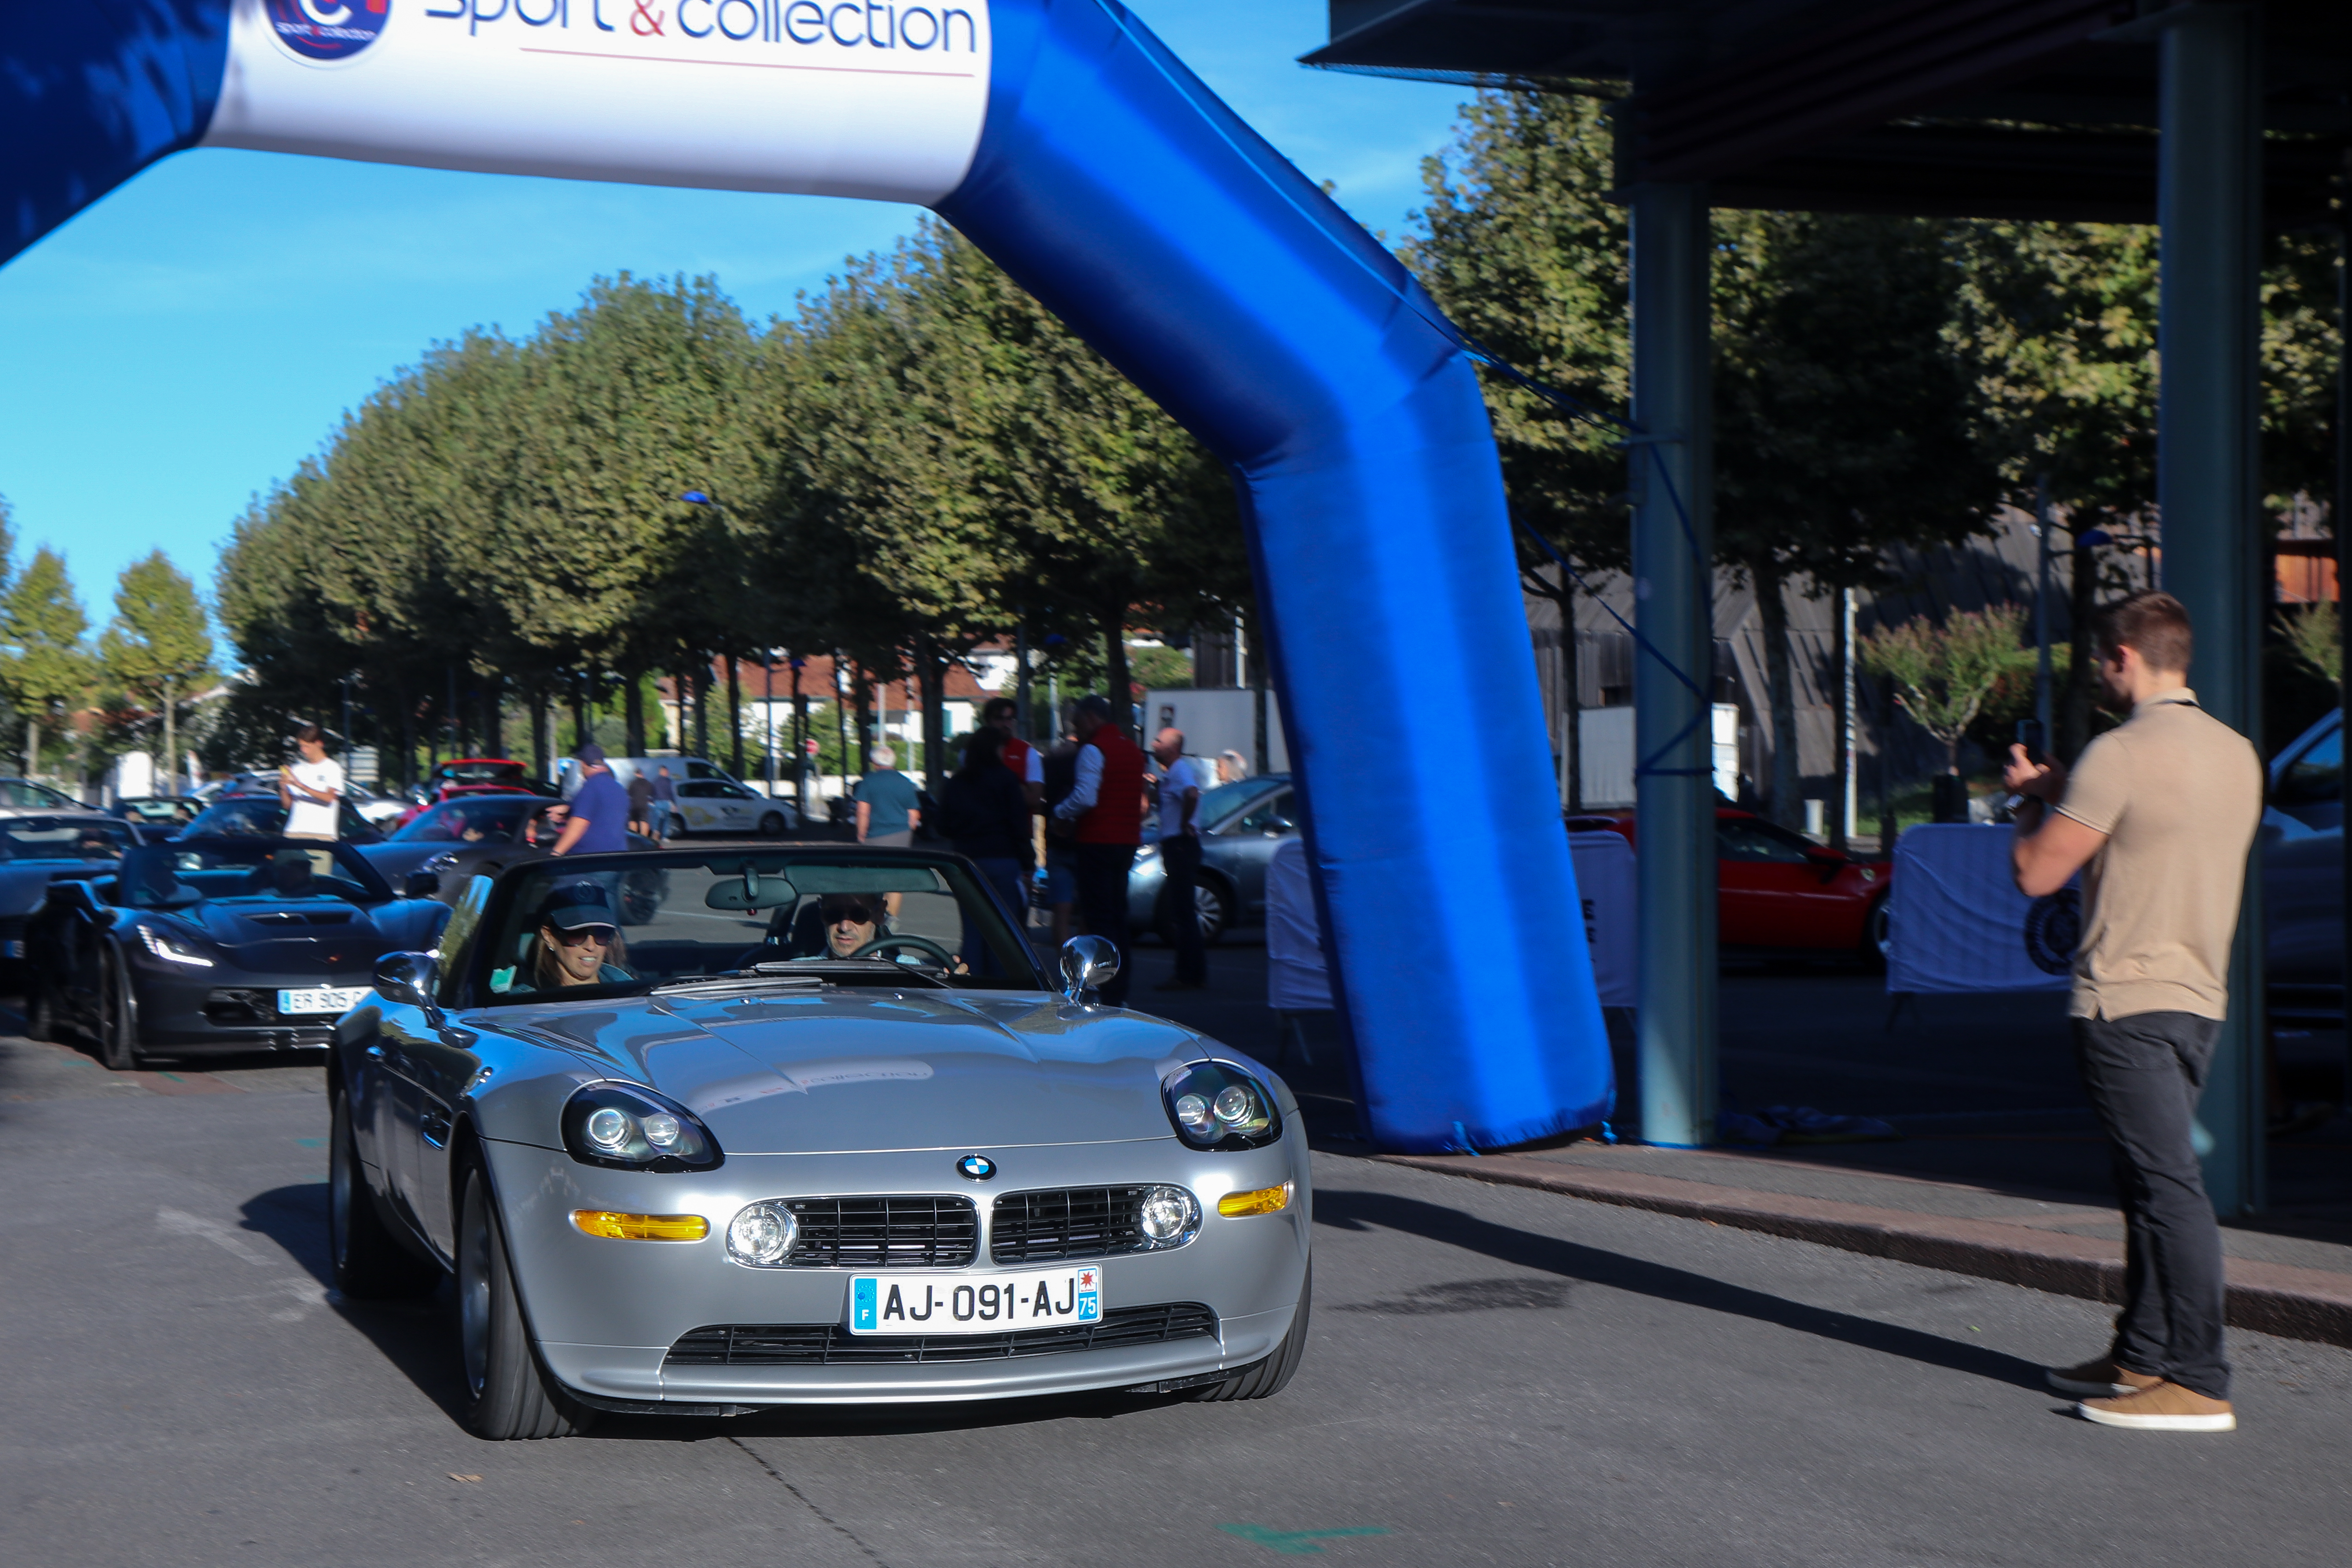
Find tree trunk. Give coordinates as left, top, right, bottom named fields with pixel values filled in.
left=623, top=665, right=647, bottom=757
left=852, top=670, right=874, bottom=778
left=1755, top=558, right=1803, bottom=828
left=531, top=687, right=550, bottom=785
left=693, top=660, right=710, bottom=759
left=1102, top=604, right=1131, bottom=739
left=447, top=665, right=463, bottom=759
left=400, top=691, right=418, bottom=788
left=483, top=671, right=504, bottom=760
left=569, top=679, right=589, bottom=759
left=1875, top=676, right=1898, bottom=852
left=25, top=717, right=37, bottom=781
left=727, top=653, right=744, bottom=778
left=917, top=636, right=949, bottom=794
left=162, top=675, right=176, bottom=796
left=1830, top=595, right=1849, bottom=852
left=832, top=656, right=852, bottom=798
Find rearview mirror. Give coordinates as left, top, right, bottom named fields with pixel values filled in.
left=1059, top=934, right=1120, bottom=1006
left=375, top=950, right=441, bottom=1014
left=705, top=875, right=796, bottom=910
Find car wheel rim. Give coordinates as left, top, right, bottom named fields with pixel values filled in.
left=459, top=1190, right=491, bottom=1399
left=1195, top=887, right=1221, bottom=936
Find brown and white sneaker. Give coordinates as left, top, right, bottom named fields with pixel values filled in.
left=2045, top=1358, right=2163, bottom=1399
left=2075, top=1381, right=2236, bottom=1432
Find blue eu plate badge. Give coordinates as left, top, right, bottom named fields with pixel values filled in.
left=1076, top=1265, right=1101, bottom=1323
left=852, top=1277, right=879, bottom=1332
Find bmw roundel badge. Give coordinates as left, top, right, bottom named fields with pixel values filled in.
left=957, top=1154, right=997, bottom=1181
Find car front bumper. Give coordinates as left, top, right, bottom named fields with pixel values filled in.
left=480, top=1131, right=1311, bottom=1408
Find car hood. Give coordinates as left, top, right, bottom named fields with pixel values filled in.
left=152, top=898, right=442, bottom=976
left=483, top=988, right=1222, bottom=1153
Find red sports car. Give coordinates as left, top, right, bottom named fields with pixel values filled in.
left=1571, top=808, right=1892, bottom=966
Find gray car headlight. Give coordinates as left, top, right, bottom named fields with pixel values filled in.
left=725, top=1201, right=801, bottom=1267
left=136, top=922, right=217, bottom=968
left=561, top=1084, right=723, bottom=1173
left=1161, top=1061, right=1282, bottom=1151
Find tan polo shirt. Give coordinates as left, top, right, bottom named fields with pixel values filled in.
left=2053, top=689, right=2262, bottom=1020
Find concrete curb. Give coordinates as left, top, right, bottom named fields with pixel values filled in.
left=1375, top=1151, right=2352, bottom=1350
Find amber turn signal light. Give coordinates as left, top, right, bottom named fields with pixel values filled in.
left=1217, top=1182, right=1292, bottom=1218
left=570, top=1210, right=710, bottom=1241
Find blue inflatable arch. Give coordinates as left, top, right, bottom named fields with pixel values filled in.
left=6, top=0, right=1610, bottom=1152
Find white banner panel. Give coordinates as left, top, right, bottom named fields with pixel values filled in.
left=204, top=0, right=992, bottom=205
left=1887, top=823, right=2074, bottom=994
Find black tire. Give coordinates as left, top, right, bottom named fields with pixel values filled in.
left=1157, top=877, right=1231, bottom=948
left=1859, top=896, right=1891, bottom=974
left=97, top=950, right=140, bottom=1072
left=1192, top=1262, right=1310, bottom=1402
left=457, top=1164, right=593, bottom=1439
left=328, top=1084, right=441, bottom=1300
left=758, top=812, right=786, bottom=838
left=24, top=982, right=57, bottom=1043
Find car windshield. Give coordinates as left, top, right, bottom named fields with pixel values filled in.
left=0, top=816, right=133, bottom=861
left=1196, top=777, right=1286, bottom=831
left=392, top=798, right=540, bottom=843
left=114, top=840, right=395, bottom=909
left=438, top=760, right=526, bottom=784
left=0, top=778, right=75, bottom=808
left=467, top=851, right=1045, bottom=1004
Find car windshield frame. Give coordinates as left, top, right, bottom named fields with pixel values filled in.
left=0, top=815, right=135, bottom=862
left=451, top=847, right=1051, bottom=1008
left=113, top=836, right=398, bottom=909
left=389, top=796, right=545, bottom=843
left=1195, top=776, right=1287, bottom=832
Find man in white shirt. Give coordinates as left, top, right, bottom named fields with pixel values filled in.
left=1150, top=726, right=1207, bottom=991
left=278, top=724, right=344, bottom=864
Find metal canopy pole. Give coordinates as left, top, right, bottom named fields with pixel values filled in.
left=2157, top=1, right=2265, bottom=1217
left=1629, top=175, right=1718, bottom=1148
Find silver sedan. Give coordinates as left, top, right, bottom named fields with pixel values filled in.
left=330, top=846, right=1312, bottom=1437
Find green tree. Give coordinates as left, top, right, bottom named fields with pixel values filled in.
left=1859, top=606, right=2031, bottom=776
left=0, top=547, right=91, bottom=778
left=99, top=551, right=214, bottom=791
left=2282, top=602, right=2341, bottom=692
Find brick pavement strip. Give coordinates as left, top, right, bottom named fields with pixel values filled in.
left=1378, top=1150, right=2352, bottom=1350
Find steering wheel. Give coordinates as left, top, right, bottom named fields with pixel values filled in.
left=849, top=933, right=958, bottom=969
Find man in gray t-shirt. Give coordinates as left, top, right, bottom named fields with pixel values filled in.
left=2005, top=591, right=2261, bottom=1435
left=853, top=745, right=922, bottom=846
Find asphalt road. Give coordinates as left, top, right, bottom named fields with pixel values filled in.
left=6, top=1031, right=2351, bottom=1568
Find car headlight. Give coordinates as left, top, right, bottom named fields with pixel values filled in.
left=560, top=1084, right=723, bottom=1172
left=419, top=851, right=460, bottom=874
left=1161, top=1061, right=1281, bottom=1150
left=136, top=923, right=216, bottom=968
left=1134, top=1184, right=1202, bottom=1249
left=725, top=1201, right=801, bottom=1267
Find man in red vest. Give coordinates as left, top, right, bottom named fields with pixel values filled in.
left=1051, top=694, right=1146, bottom=1005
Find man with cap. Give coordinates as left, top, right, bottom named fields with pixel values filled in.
left=552, top=744, right=631, bottom=856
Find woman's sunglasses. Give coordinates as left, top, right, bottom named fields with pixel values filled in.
left=552, top=924, right=614, bottom=946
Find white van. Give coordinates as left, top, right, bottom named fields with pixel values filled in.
left=559, top=754, right=800, bottom=837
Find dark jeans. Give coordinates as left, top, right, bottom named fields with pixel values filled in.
left=1160, top=832, right=1207, bottom=986
left=2075, top=1012, right=2229, bottom=1399
left=1074, top=842, right=1137, bottom=1006
left=963, top=857, right=1028, bottom=976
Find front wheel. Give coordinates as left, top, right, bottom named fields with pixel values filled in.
left=25, top=982, right=57, bottom=1043
left=98, top=951, right=140, bottom=1072
left=1192, top=1261, right=1310, bottom=1402
left=1859, top=896, right=1891, bottom=973
left=758, top=812, right=787, bottom=838
left=328, top=1084, right=439, bottom=1300
left=457, top=1165, right=593, bottom=1439
left=1157, top=878, right=1231, bottom=948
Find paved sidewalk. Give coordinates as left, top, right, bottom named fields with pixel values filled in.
left=1379, top=1139, right=2352, bottom=1349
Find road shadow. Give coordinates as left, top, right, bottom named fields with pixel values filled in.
left=596, top=1387, right=1182, bottom=1444
left=239, top=1182, right=472, bottom=1422
left=1314, top=1185, right=2047, bottom=1392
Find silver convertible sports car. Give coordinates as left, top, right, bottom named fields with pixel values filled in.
left=331, top=845, right=1312, bottom=1439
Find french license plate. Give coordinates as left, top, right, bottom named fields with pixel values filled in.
left=848, top=1265, right=1102, bottom=1336
left=277, top=985, right=370, bottom=1016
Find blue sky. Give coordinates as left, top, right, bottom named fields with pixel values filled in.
left=0, top=2, right=1472, bottom=630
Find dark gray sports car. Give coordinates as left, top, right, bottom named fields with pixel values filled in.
left=25, top=836, right=449, bottom=1068
left=0, top=814, right=139, bottom=980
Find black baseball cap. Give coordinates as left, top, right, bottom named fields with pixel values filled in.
left=539, top=881, right=617, bottom=932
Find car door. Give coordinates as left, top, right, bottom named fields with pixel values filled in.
left=376, top=875, right=494, bottom=1259
left=676, top=779, right=721, bottom=834
left=1215, top=788, right=1298, bottom=922
left=719, top=782, right=761, bottom=832
left=1715, top=817, right=1835, bottom=946
left=38, top=879, right=108, bottom=1023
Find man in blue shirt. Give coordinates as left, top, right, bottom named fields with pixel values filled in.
left=853, top=744, right=923, bottom=846
left=553, top=743, right=632, bottom=855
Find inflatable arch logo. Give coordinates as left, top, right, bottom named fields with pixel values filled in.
left=4, top=0, right=1612, bottom=1152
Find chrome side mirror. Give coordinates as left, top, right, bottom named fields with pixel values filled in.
left=1058, top=935, right=1120, bottom=1006
left=375, top=950, right=442, bottom=1016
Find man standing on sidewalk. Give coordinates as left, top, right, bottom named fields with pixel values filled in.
left=2005, top=591, right=2261, bottom=1433
left=982, top=696, right=1046, bottom=813
left=1053, top=695, right=1144, bottom=1006
left=1149, top=726, right=1207, bottom=992
left=553, top=744, right=632, bottom=856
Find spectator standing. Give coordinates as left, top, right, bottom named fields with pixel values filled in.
left=1216, top=749, right=1250, bottom=785
left=1040, top=736, right=1081, bottom=947
left=650, top=766, right=679, bottom=840
left=854, top=744, right=922, bottom=846
left=941, top=727, right=1033, bottom=964
left=552, top=744, right=632, bottom=855
left=1052, top=695, right=1145, bottom=1006
left=626, top=767, right=655, bottom=838
left=2005, top=591, right=2262, bottom=1433
left=278, top=723, right=344, bottom=850
left=1150, top=727, right=1207, bottom=991
left=982, top=696, right=1046, bottom=812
